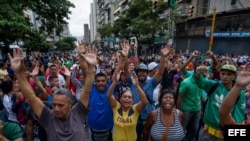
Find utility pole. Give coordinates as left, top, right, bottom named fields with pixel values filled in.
left=208, top=7, right=216, bottom=51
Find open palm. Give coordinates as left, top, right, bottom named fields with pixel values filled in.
left=82, top=53, right=97, bottom=66
left=236, top=62, right=250, bottom=87
left=8, top=48, right=25, bottom=72
left=161, top=44, right=172, bottom=57
left=30, top=66, right=39, bottom=76
left=120, top=42, right=130, bottom=58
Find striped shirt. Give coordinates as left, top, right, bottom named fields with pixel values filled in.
left=150, top=108, right=185, bottom=141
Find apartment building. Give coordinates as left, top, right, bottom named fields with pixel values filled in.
left=90, top=1, right=98, bottom=42
left=175, top=0, right=250, bottom=54
left=84, top=24, right=91, bottom=42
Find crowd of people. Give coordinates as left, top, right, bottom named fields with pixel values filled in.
left=0, top=41, right=249, bottom=141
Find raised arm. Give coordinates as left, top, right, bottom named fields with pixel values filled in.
left=61, top=67, right=71, bottom=89
left=220, top=62, right=250, bottom=126
left=118, top=41, right=130, bottom=71
left=132, top=71, right=148, bottom=112
left=8, top=48, right=44, bottom=118
left=133, top=45, right=139, bottom=68
left=180, top=51, right=200, bottom=74
left=31, top=66, right=48, bottom=100
left=119, top=42, right=130, bottom=78
left=107, top=70, right=120, bottom=108
left=70, top=68, right=82, bottom=87
left=78, top=47, right=97, bottom=108
left=153, top=44, right=172, bottom=82
left=206, top=50, right=218, bottom=69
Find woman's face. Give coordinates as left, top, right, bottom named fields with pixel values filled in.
left=120, top=91, right=133, bottom=108
left=161, top=93, right=175, bottom=110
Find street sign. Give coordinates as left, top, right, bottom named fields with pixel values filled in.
left=107, top=37, right=116, bottom=43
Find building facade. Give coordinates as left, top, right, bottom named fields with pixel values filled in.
left=90, top=2, right=98, bottom=42
left=84, top=24, right=91, bottom=42
left=175, top=0, right=250, bottom=54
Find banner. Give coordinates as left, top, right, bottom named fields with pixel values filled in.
left=205, top=31, right=250, bottom=38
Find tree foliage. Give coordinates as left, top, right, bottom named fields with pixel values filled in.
left=29, top=0, right=75, bottom=36
left=97, top=24, right=113, bottom=40
left=0, top=0, right=32, bottom=50
left=55, top=37, right=77, bottom=51
left=111, top=0, right=178, bottom=45
left=24, top=31, right=53, bottom=52
left=0, top=0, right=74, bottom=52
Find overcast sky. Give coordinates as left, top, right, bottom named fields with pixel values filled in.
left=68, top=0, right=92, bottom=38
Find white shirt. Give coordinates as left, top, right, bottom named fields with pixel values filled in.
left=3, top=94, right=18, bottom=122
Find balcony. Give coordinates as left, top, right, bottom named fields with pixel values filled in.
left=114, top=7, right=121, bottom=15
left=119, top=0, right=127, bottom=6
left=120, top=5, right=129, bottom=13
left=114, top=16, right=119, bottom=21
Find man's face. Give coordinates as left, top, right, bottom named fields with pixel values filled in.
left=53, top=94, right=72, bottom=119
left=50, top=66, right=58, bottom=75
left=137, top=70, right=148, bottom=82
left=51, top=78, right=59, bottom=86
left=165, top=62, right=173, bottom=70
left=220, top=71, right=235, bottom=84
left=96, top=76, right=107, bottom=92
left=105, top=68, right=112, bottom=75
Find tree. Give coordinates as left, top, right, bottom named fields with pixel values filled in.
left=0, top=0, right=33, bottom=52
left=112, top=16, right=131, bottom=39
left=55, top=37, right=77, bottom=51
left=112, top=0, right=168, bottom=45
left=0, top=0, right=74, bottom=52
left=97, top=24, right=113, bottom=40
left=24, top=31, right=53, bottom=53
left=29, top=0, right=75, bottom=36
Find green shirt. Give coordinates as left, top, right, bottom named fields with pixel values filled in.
left=195, top=76, right=246, bottom=130
left=182, top=70, right=194, bottom=79
left=2, top=122, right=23, bottom=140
left=179, top=75, right=202, bottom=111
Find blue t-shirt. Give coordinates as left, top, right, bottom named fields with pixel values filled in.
left=127, top=77, right=159, bottom=120
left=87, top=83, right=114, bottom=130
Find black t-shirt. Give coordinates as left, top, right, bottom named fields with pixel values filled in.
left=161, top=69, right=178, bottom=90
left=26, top=102, right=52, bottom=141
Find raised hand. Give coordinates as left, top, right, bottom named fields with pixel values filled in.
left=112, top=70, right=122, bottom=83
left=131, top=71, right=139, bottom=87
left=81, top=47, right=97, bottom=66
left=62, top=67, right=71, bottom=77
left=119, top=41, right=130, bottom=58
left=76, top=43, right=86, bottom=55
left=196, top=65, right=207, bottom=75
left=206, top=50, right=213, bottom=57
left=161, top=44, right=172, bottom=57
left=30, top=66, right=39, bottom=76
left=192, top=50, right=201, bottom=58
left=235, top=62, right=250, bottom=87
left=8, top=48, right=25, bottom=72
